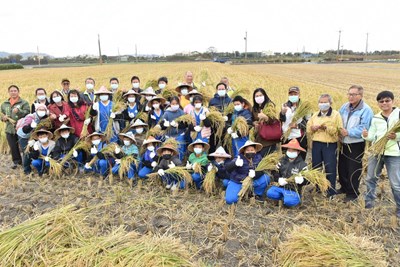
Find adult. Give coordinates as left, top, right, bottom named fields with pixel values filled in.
left=109, top=77, right=120, bottom=92
left=82, top=77, right=96, bottom=105
left=31, top=88, right=50, bottom=113
left=220, top=77, right=235, bottom=97
left=130, top=75, right=142, bottom=94
left=184, top=89, right=202, bottom=114
left=175, top=84, right=193, bottom=109
left=155, top=76, right=168, bottom=95
left=338, top=85, right=373, bottom=201
left=1, top=85, right=30, bottom=168
left=65, top=89, right=91, bottom=137
left=120, top=90, right=141, bottom=125
left=184, top=71, right=198, bottom=90
left=60, top=78, right=70, bottom=97
left=48, top=90, right=69, bottom=130
left=209, top=82, right=232, bottom=113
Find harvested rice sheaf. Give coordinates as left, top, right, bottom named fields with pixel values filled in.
left=203, top=167, right=217, bottom=195
left=283, top=101, right=313, bottom=141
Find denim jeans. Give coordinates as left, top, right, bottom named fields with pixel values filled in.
left=365, top=155, right=400, bottom=210
left=18, top=137, right=31, bottom=173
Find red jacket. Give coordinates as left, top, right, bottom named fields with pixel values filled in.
left=48, top=102, right=70, bottom=129
left=65, top=103, right=92, bottom=137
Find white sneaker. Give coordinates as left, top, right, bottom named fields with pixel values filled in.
left=165, top=183, right=172, bottom=189
left=171, top=183, right=178, bottom=191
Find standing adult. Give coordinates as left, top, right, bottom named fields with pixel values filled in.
left=60, top=78, right=70, bottom=97
left=31, top=88, right=50, bottom=113
left=184, top=71, right=198, bottom=90
left=155, top=76, right=168, bottom=95
left=220, top=77, right=235, bottom=98
left=48, top=91, right=69, bottom=130
left=1, top=85, right=30, bottom=168
left=338, top=85, right=373, bottom=201
left=209, top=82, right=232, bottom=113
left=82, top=77, right=96, bottom=105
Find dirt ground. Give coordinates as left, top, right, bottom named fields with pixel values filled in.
left=0, top=153, right=399, bottom=267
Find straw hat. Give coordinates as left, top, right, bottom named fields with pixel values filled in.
left=143, top=136, right=162, bottom=145
left=123, top=89, right=140, bottom=98
left=175, top=84, right=193, bottom=94
left=85, top=132, right=105, bottom=141
left=209, top=146, right=232, bottom=158
left=140, top=87, right=157, bottom=96
left=147, top=96, right=166, bottom=107
left=118, top=132, right=136, bottom=144
left=54, top=124, right=75, bottom=136
left=187, top=139, right=210, bottom=153
left=130, top=119, right=148, bottom=128
left=238, top=140, right=263, bottom=154
left=156, top=144, right=178, bottom=156
left=185, top=89, right=203, bottom=100
left=281, top=138, right=306, bottom=152
left=94, top=86, right=112, bottom=95
left=31, top=128, right=53, bottom=140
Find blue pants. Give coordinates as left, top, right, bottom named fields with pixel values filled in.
left=162, top=173, right=186, bottom=189
left=232, top=136, right=248, bottom=157
left=222, top=179, right=229, bottom=188
left=85, top=159, right=109, bottom=176
left=18, top=137, right=31, bottom=174
left=267, top=186, right=301, bottom=207
left=31, top=159, right=50, bottom=173
left=112, top=163, right=136, bottom=179
left=138, top=166, right=153, bottom=179
left=312, top=141, right=337, bottom=196
left=192, top=172, right=204, bottom=189
left=225, top=174, right=270, bottom=204
left=176, top=134, right=187, bottom=161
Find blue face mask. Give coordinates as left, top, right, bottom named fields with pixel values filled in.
left=234, top=105, right=243, bottom=112
left=194, top=148, right=203, bottom=155
left=286, top=151, right=298, bottom=159
left=288, top=95, right=299, bottom=103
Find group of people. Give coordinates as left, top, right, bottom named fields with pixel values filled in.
left=1, top=71, right=399, bottom=218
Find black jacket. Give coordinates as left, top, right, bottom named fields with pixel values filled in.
left=271, top=155, right=308, bottom=192
left=52, top=135, right=80, bottom=160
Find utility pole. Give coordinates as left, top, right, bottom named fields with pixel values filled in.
left=244, top=31, right=247, bottom=61
left=365, top=32, right=369, bottom=60
left=340, top=45, right=344, bottom=61
left=135, top=44, right=138, bottom=63
left=37, top=45, right=41, bottom=66
left=118, top=48, right=120, bottom=63
left=98, top=34, right=103, bottom=65
left=337, top=30, right=342, bottom=60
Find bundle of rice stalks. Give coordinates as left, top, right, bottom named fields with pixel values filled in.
left=255, top=152, right=280, bottom=172
left=0, top=112, right=16, bottom=124
left=36, top=117, right=53, bottom=130
left=237, top=176, right=254, bottom=200
left=275, top=225, right=387, bottom=267
left=60, top=141, right=92, bottom=166
left=147, top=167, right=192, bottom=188
left=319, top=120, right=341, bottom=140
left=163, top=137, right=180, bottom=150
left=230, top=87, right=250, bottom=100
left=261, top=102, right=278, bottom=121
left=223, top=103, right=234, bottom=116
left=146, top=125, right=164, bottom=138
left=118, top=155, right=139, bottom=180
left=193, top=162, right=203, bottom=176
left=87, top=143, right=118, bottom=167
left=136, top=111, right=148, bottom=123
left=79, top=106, right=92, bottom=138
left=145, top=79, right=159, bottom=89
left=105, top=95, right=127, bottom=141
left=249, top=127, right=256, bottom=141
left=286, top=167, right=330, bottom=193
left=176, top=114, right=195, bottom=125
left=203, top=166, right=217, bottom=195
left=283, top=101, right=313, bottom=141
left=161, top=88, right=179, bottom=100
left=40, top=155, right=63, bottom=178
left=369, top=120, right=400, bottom=156
left=232, top=116, right=249, bottom=136
left=204, top=111, right=226, bottom=143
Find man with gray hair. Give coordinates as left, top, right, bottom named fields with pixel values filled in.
left=338, top=85, right=373, bottom=202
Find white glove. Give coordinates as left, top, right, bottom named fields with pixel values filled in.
left=223, top=116, right=228, bottom=122
left=249, top=169, right=256, bottom=178
left=199, top=114, right=206, bottom=120
left=84, top=118, right=91, bottom=125
left=28, top=140, right=35, bottom=147
left=170, top=120, right=177, bottom=128
left=151, top=161, right=157, bottom=168
left=207, top=165, right=213, bottom=172
left=31, top=121, right=37, bottom=128
left=72, top=149, right=78, bottom=158
left=278, top=178, right=288, bottom=186
left=231, top=132, right=239, bottom=139
left=33, top=143, right=39, bottom=151
left=168, top=161, right=176, bottom=168
left=150, top=152, right=156, bottom=159
left=227, top=127, right=233, bottom=134
left=85, top=163, right=92, bottom=169
left=145, top=106, right=151, bottom=111
left=115, top=159, right=121, bottom=165
left=91, top=147, right=98, bottom=154
left=59, top=116, right=65, bottom=122
left=115, top=146, right=121, bottom=154
left=186, top=161, right=192, bottom=170
left=163, top=120, right=170, bottom=127
left=110, top=112, right=116, bottom=119
left=92, top=102, right=99, bottom=111
left=201, top=81, right=206, bottom=87
left=235, top=156, right=243, bottom=167
left=194, top=126, right=202, bottom=132
left=44, top=156, right=50, bottom=162
left=128, top=112, right=135, bottom=118
left=158, top=169, right=165, bottom=176
left=150, top=115, right=156, bottom=120
left=295, top=176, right=304, bottom=184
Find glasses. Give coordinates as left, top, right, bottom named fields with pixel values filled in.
left=378, top=99, right=392, bottom=104
left=63, top=83, right=70, bottom=85
left=347, top=93, right=360, bottom=97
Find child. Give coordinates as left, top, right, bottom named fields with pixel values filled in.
left=186, top=139, right=210, bottom=189
left=121, top=89, right=141, bottom=124
left=147, top=96, right=166, bottom=128
left=29, top=129, right=55, bottom=176
left=153, top=143, right=182, bottom=190
left=129, top=119, right=148, bottom=148
left=52, top=124, right=82, bottom=164
left=207, top=146, right=232, bottom=189
left=84, top=132, right=110, bottom=179
left=266, top=139, right=308, bottom=207
left=111, top=132, right=139, bottom=181
left=138, top=136, right=161, bottom=179
left=188, top=95, right=212, bottom=143
left=140, top=87, right=157, bottom=112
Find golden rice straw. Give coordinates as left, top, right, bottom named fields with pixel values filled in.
left=0, top=112, right=16, bottom=124
left=60, top=140, right=92, bottom=166
left=232, top=116, right=249, bottom=137
left=369, top=120, right=400, bottom=156
left=223, top=134, right=233, bottom=155
left=261, top=102, right=278, bottom=121
left=79, top=106, right=92, bottom=138
left=255, top=152, right=280, bottom=172
left=203, top=167, right=217, bottom=195
left=118, top=155, right=139, bottom=180
left=146, top=167, right=192, bottom=188
left=105, top=93, right=127, bottom=141
left=230, top=87, right=250, bottom=100
left=237, top=176, right=253, bottom=200
left=249, top=127, right=256, bottom=142
left=144, top=79, right=158, bottom=88
left=161, top=88, right=179, bottom=100
left=283, top=101, right=313, bottom=141
left=136, top=111, right=148, bottom=123
left=163, top=137, right=180, bottom=150
left=320, top=120, right=341, bottom=140
left=286, top=167, right=330, bottom=193
left=223, top=103, right=234, bottom=116
left=193, top=162, right=203, bottom=176
left=165, top=114, right=195, bottom=133
left=36, top=117, right=53, bottom=130
left=88, top=143, right=118, bottom=167
left=39, top=155, right=63, bottom=178
left=203, top=111, right=226, bottom=143
left=146, top=125, right=164, bottom=138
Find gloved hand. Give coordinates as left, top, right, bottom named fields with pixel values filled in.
left=170, top=120, right=178, bottom=128
left=91, top=147, right=98, bottom=155
left=231, top=132, right=239, bottom=139
left=85, top=163, right=92, bottom=169
left=145, top=106, right=151, bottom=111
left=199, top=113, right=206, bottom=120
left=28, top=140, right=35, bottom=147
left=278, top=178, right=288, bottom=186
left=72, top=149, right=78, bottom=158
left=227, top=127, right=233, bottom=134
left=59, top=115, right=65, bottom=122
left=92, top=102, right=99, bottom=111
left=223, top=116, right=228, bottom=122
left=151, top=161, right=157, bottom=168
left=110, top=112, right=116, bottom=119
left=186, top=161, right=192, bottom=170
left=31, top=121, right=37, bottom=128
left=295, top=176, right=304, bottom=184
left=235, top=156, right=243, bottom=167
left=150, top=115, right=156, bottom=120
left=158, top=169, right=165, bottom=176
left=84, top=118, right=91, bottom=125
left=44, top=156, right=50, bottom=162
left=249, top=169, right=255, bottom=178
left=168, top=161, right=176, bottom=168
left=115, top=146, right=121, bottom=154
left=194, top=126, right=202, bottom=132
left=150, top=152, right=156, bottom=159
left=201, top=81, right=206, bottom=87
left=163, top=120, right=170, bottom=127
left=207, top=165, right=213, bottom=172
left=33, top=143, right=39, bottom=151
left=115, top=159, right=121, bottom=165
left=128, top=112, right=135, bottom=118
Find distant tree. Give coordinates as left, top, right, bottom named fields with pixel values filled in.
left=8, top=54, right=22, bottom=63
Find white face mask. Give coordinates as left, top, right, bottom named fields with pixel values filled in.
left=39, top=137, right=48, bottom=144
left=289, top=95, right=299, bottom=103
left=92, top=139, right=101, bottom=146
left=218, top=90, right=226, bottom=97
left=158, top=84, right=166, bottom=89
left=53, top=96, right=62, bottom=103
left=61, top=133, right=70, bottom=139
left=86, top=84, right=94, bottom=90
left=136, top=128, right=144, bottom=134
left=234, top=105, right=243, bottom=112
left=128, top=97, right=136, bottom=103
left=286, top=151, right=298, bottom=159
left=181, top=89, right=188, bottom=96
left=194, top=103, right=202, bottom=109
left=37, top=95, right=46, bottom=101
left=111, top=84, right=119, bottom=90
left=319, top=103, right=331, bottom=111
left=194, top=148, right=203, bottom=155
left=147, top=145, right=155, bottom=151
left=99, top=95, right=109, bottom=102
left=152, top=103, right=160, bottom=110
left=37, top=110, right=46, bottom=118
left=70, top=97, right=79, bottom=103
left=132, top=82, right=140, bottom=89
left=255, top=96, right=265, bottom=104
left=145, top=96, right=153, bottom=101
left=170, top=105, right=179, bottom=111
left=123, top=140, right=131, bottom=146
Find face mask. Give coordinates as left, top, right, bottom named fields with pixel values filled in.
left=92, top=139, right=101, bottom=146
left=147, top=145, right=155, bottom=151
left=158, top=84, right=166, bottom=89
left=123, top=140, right=131, bottom=146
left=234, top=105, right=243, bottom=112
left=319, top=103, right=331, bottom=111
left=70, top=97, right=79, bottom=103
left=37, top=111, right=46, bottom=118
left=37, top=95, right=46, bottom=101
left=111, top=84, right=119, bottom=90
left=170, top=105, right=179, bottom=111
left=86, top=84, right=94, bottom=90
left=218, top=90, right=226, bottom=97
left=152, top=103, right=160, bottom=110
left=61, top=133, right=70, bottom=139
left=128, top=97, right=136, bottom=103
left=286, top=151, right=298, bottom=159
left=145, top=96, right=153, bottom=101
left=255, top=96, right=265, bottom=104
left=181, top=89, right=188, bottom=96
left=39, top=137, right=48, bottom=144
left=194, top=103, right=202, bottom=109
left=136, top=128, right=144, bottom=134
left=132, top=82, right=140, bottom=89
left=53, top=96, right=62, bottom=103
left=194, top=148, right=203, bottom=155
left=245, top=152, right=256, bottom=159
left=99, top=95, right=109, bottom=102
left=162, top=154, right=172, bottom=160
left=289, top=95, right=299, bottom=103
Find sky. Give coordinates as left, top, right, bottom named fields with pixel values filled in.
left=0, top=0, right=399, bottom=57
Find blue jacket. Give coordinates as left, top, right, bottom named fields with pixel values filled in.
left=161, top=108, right=186, bottom=137
left=209, top=160, right=231, bottom=180
left=208, top=94, right=232, bottom=113
left=226, top=153, right=264, bottom=183
left=339, top=100, right=373, bottom=144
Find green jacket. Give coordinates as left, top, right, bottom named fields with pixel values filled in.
left=188, top=152, right=209, bottom=166
left=1, top=98, right=30, bottom=134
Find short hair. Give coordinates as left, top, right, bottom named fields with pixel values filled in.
left=192, top=95, right=203, bottom=104
left=232, top=95, right=245, bottom=104
left=216, top=82, right=227, bottom=90
left=85, top=77, right=95, bottom=84
left=348, top=85, right=364, bottom=96
left=8, top=85, right=19, bottom=92
left=376, top=91, right=394, bottom=101
left=319, top=94, right=333, bottom=104
left=130, top=76, right=140, bottom=83
left=158, top=76, right=168, bottom=84
left=109, top=77, right=119, bottom=83
left=35, top=88, right=47, bottom=95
